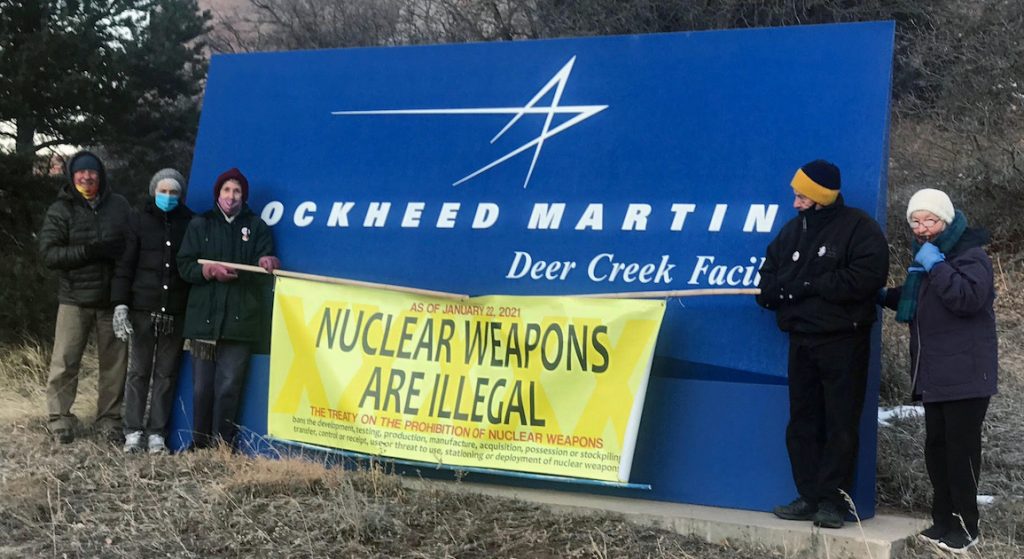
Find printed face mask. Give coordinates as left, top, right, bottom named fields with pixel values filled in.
left=218, top=196, right=241, bottom=216
left=155, top=192, right=179, bottom=212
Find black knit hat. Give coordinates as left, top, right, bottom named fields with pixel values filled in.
left=791, top=159, right=841, bottom=206
left=69, top=153, right=101, bottom=174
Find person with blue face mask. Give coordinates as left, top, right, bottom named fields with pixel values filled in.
left=111, top=168, right=195, bottom=454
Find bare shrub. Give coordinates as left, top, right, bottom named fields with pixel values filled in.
left=219, top=449, right=346, bottom=499
left=0, top=338, right=51, bottom=389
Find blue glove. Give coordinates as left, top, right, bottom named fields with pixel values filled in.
left=914, top=242, right=945, bottom=271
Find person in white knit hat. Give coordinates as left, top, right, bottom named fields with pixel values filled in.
left=905, top=188, right=955, bottom=240
left=879, top=187, right=998, bottom=553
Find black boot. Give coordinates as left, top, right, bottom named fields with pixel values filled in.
left=772, top=497, right=817, bottom=521
left=812, top=500, right=845, bottom=529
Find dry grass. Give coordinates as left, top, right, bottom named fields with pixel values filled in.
left=0, top=337, right=100, bottom=422
left=3, top=267, right=1022, bottom=557
left=0, top=374, right=777, bottom=558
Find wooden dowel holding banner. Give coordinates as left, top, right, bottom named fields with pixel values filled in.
left=198, top=259, right=267, bottom=274
left=198, top=259, right=756, bottom=301
left=575, top=288, right=760, bottom=299
left=197, top=259, right=470, bottom=301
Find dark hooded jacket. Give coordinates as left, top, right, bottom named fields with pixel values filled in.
left=883, top=228, right=998, bottom=403
left=38, top=151, right=131, bottom=308
left=112, top=199, right=195, bottom=314
left=177, top=169, right=275, bottom=343
left=756, top=195, right=889, bottom=334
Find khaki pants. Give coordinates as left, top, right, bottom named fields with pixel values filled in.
left=46, top=304, right=128, bottom=432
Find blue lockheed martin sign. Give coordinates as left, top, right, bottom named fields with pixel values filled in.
left=184, top=21, right=894, bottom=515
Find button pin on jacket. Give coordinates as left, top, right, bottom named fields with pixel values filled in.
left=792, top=251, right=800, bottom=261
left=241, top=226, right=250, bottom=242
left=818, top=246, right=827, bottom=257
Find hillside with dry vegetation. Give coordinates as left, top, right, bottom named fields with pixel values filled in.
left=2, top=1, right=1023, bottom=557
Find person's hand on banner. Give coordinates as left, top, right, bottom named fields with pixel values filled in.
left=781, top=280, right=816, bottom=302
left=202, top=262, right=238, bottom=282
left=258, top=255, right=281, bottom=273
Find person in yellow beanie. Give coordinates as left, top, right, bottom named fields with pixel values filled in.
left=756, top=160, right=889, bottom=529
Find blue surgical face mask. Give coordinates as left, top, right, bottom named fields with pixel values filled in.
left=155, top=192, right=180, bottom=212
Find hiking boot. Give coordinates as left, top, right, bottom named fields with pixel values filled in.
left=147, top=434, right=168, bottom=455
left=123, top=431, right=144, bottom=453
left=53, top=428, right=74, bottom=445
left=812, top=500, right=845, bottom=529
left=772, top=497, right=817, bottom=521
left=938, top=529, right=978, bottom=554
left=917, top=523, right=948, bottom=544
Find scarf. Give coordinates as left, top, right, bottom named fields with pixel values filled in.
left=896, top=210, right=967, bottom=323
left=190, top=339, right=218, bottom=361
left=75, top=183, right=99, bottom=200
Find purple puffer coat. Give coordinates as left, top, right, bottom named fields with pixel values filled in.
left=884, top=228, right=998, bottom=403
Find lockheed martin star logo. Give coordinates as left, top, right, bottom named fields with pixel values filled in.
left=332, top=56, right=608, bottom=189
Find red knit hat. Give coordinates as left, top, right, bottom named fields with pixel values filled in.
left=213, top=167, right=249, bottom=203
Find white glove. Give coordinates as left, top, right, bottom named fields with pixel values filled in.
left=113, top=305, right=133, bottom=341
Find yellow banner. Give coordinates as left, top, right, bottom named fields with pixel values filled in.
left=267, top=277, right=665, bottom=482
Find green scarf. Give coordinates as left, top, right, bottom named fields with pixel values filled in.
left=896, top=210, right=967, bottom=323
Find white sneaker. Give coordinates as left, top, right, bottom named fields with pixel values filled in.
left=123, top=430, right=144, bottom=453
left=147, top=434, right=168, bottom=454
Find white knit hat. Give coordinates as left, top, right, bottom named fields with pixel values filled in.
left=906, top=188, right=955, bottom=225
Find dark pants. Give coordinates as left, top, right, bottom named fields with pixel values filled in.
left=785, top=330, right=870, bottom=507
left=191, top=340, right=251, bottom=448
left=124, top=311, right=184, bottom=436
left=925, top=397, right=989, bottom=536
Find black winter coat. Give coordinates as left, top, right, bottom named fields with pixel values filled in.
left=883, top=228, right=998, bottom=403
left=38, top=154, right=130, bottom=308
left=756, top=196, right=889, bottom=334
left=177, top=206, right=275, bottom=344
left=112, top=200, right=195, bottom=314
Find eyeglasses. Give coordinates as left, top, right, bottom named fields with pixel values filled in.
left=910, top=218, right=941, bottom=229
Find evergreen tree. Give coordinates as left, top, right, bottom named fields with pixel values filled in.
left=0, top=0, right=210, bottom=157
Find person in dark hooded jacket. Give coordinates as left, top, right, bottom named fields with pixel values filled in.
left=756, top=160, right=889, bottom=529
left=880, top=188, right=997, bottom=553
left=111, top=168, right=195, bottom=454
left=38, top=150, right=131, bottom=444
left=177, top=168, right=279, bottom=449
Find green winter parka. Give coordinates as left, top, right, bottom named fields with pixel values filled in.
left=177, top=206, right=275, bottom=344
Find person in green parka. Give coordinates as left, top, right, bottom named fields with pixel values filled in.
left=177, top=168, right=280, bottom=449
